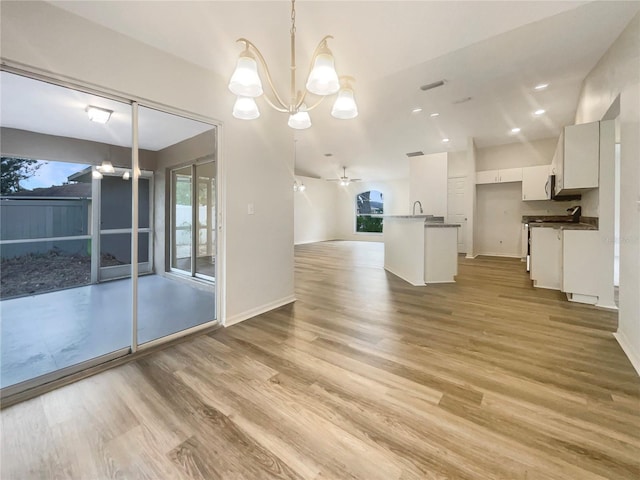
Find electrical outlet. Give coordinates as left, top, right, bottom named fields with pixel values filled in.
left=247, top=203, right=255, bottom=215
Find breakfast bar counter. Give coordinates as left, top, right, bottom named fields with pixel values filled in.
left=380, top=215, right=460, bottom=285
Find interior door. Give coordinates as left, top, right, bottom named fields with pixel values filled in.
left=447, top=176, right=467, bottom=253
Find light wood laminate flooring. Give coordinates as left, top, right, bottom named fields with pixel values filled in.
left=1, top=241, right=638, bottom=479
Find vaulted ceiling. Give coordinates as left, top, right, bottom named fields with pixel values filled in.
left=25, top=1, right=640, bottom=180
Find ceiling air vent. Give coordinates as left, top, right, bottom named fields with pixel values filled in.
left=420, top=80, right=446, bottom=92
left=453, top=96, right=472, bottom=104
left=406, top=151, right=424, bottom=157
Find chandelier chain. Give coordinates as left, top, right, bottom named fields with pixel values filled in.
left=290, top=0, right=296, bottom=36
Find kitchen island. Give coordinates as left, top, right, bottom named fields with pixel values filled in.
left=381, top=215, right=460, bottom=286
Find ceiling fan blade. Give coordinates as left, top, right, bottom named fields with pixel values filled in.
left=351, top=178, right=362, bottom=182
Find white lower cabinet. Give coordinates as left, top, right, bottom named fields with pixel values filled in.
left=562, top=230, right=599, bottom=304
left=530, top=227, right=562, bottom=290
left=530, top=227, right=600, bottom=304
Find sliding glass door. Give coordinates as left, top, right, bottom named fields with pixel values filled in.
left=137, top=106, right=216, bottom=346
left=196, top=162, right=216, bottom=279
left=0, top=72, right=132, bottom=394
left=170, top=161, right=216, bottom=281
left=1, top=70, right=220, bottom=399
left=171, top=166, right=193, bottom=274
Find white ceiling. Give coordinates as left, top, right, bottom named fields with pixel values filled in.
left=8, top=1, right=640, bottom=180
left=0, top=72, right=214, bottom=151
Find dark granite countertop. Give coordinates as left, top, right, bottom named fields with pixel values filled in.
left=424, top=222, right=460, bottom=228
left=522, top=215, right=598, bottom=230
left=527, top=222, right=597, bottom=230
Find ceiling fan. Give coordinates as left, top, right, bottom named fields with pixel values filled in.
left=327, top=166, right=361, bottom=186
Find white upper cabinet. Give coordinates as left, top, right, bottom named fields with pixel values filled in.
left=476, top=167, right=522, bottom=185
left=522, top=165, right=551, bottom=201
left=552, top=121, right=599, bottom=195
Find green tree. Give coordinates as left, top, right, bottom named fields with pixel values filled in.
left=1, top=157, right=43, bottom=194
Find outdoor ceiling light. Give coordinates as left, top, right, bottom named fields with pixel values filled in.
left=86, top=105, right=113, bottom=124
left=293, top=180, right=306, bottom=192
left=97, top=160, right=115, bottom=173
left=228, top=0, right=358, bottom=128
left=92, top=168, right=103, bottom=180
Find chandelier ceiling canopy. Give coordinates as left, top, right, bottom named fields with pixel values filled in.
left=228, top=0, right=358, bottom=129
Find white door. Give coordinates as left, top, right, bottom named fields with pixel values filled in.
left=447, top=177, right=467, bottom=253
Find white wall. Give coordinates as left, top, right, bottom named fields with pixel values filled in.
left=335, top=179, right=409, bottom=242
left=409, top=152, right=448, bottom=217
left=574, top=13, right=639, bottom=373
left=476, top=138, right=556, bottom=171
left=447, top=150, right=468, bottom=178
left=0, top=127, right=157, bottom=170
left=476, top=182, right=523, bottom=257
left=473, top=138, right=575, bottom=257
left=1, top=1, right=295, bottom=325
left=294, top=176, right=338, bottom=245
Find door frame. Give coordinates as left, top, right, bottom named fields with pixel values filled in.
left=0, top=62, right=226, bottom=403
left=168, top=156, right=217, bottom=282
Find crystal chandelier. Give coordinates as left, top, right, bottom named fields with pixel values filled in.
left=228, top=0, right=358, bottom=129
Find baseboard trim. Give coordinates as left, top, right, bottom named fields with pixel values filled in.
left=465, top=254, right=477, bottom=259
left=614, top=330, right=640, bottom=377
left=224, top=295, right=297, bottom=327
left=294, top=239, right=336, bottom=245
left=476, top=252, right=522, bottom=258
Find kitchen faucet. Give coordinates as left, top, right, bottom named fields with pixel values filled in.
left=567, top=205, right=581, bottom=222
left=412, top=200, right=423, bottom=215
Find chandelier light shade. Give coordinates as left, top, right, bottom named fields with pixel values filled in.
left=233, top=96, right=261, bottom=120
left=305, top=49, right=340, bottom=96
left=288, top=104, right=311, bottom=129
left=331, top=77, right=358, bottom=119
left=229, top=0, right=358, bottom=127
left=228, top=53, right=263, bottom=97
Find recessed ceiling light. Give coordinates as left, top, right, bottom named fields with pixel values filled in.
left=534, top=83, right=549, bottom=91
left=430, top=112, right=440, bottom=117
left=86, top=105, right=113, bottom=124
left=412, top=108, right=423, bottom=113
left=442, top=138, right=450, bottom=143
left=511, top=127, right=521, bottom=134
left=534, top=109, right=546, bottom=116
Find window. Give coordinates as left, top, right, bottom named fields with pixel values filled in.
left=356, top=190, right=384, bottom=233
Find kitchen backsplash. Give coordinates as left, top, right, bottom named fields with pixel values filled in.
left=520, top=199, right=581, bottom=216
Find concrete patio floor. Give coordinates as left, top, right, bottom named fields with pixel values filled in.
left=0, top=274, right=215, bottom=389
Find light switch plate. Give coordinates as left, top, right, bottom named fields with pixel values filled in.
left=247, top=203, right=255, bottom=215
